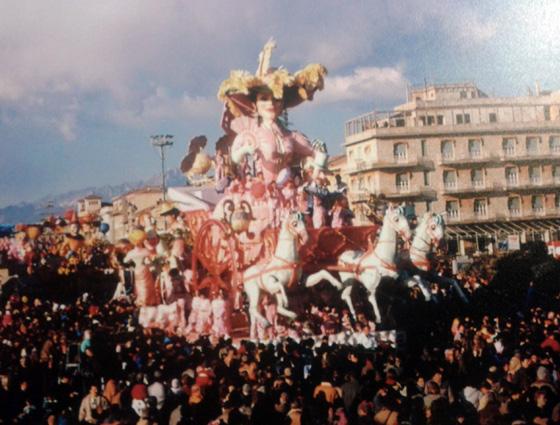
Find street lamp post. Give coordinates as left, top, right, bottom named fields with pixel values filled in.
left=150, top=134, right=174, bottom=201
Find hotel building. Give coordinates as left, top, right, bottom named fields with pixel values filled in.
left=343, top=82, right=560, bottom=252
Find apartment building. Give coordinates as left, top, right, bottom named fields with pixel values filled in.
left=344, top=82, right=560, bottom=252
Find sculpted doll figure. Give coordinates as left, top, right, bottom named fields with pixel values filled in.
left=124, top=229, right=159, bottom=307
left=217, top=39, right=329, bottom=218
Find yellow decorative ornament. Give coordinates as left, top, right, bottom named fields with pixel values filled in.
left=189, top=151, right=213, bottom=176
left=129, top=229, right=147, bottom=246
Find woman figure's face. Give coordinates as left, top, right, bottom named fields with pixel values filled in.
left=256, top=92, right=283, bottom=122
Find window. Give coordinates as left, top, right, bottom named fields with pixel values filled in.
left=529, top=166, right=541, bottom=185
left=419, top=116, right=426, bottom=126
left=393, top=143, right=408, bottom=162
left=423, top=171, right=430, bottom=186
left=455, top=113, right=470, bottom=124
left=421, top=140, right=427, bottom=157
left=437, top=115, right=444, bottom=125
left=489, top=113, right=497, bottom=123
left=532, top=195, right=544, bottom=215
left=554, top=165, right=560, bottom=182
left=443, top=170, right=457, bottom=190
left=474, top=199, right=487, bottom=217
left=502, top=138, right=516, bottom=157
left=446, top=200, right=459, bottom=219
left=508, top=197, right=521, bottom=216
left=348, top=150, right=354, bottom=160
left=556, top=193, right=560, bottom=209
left=427, top=116, right=435, bottom=125
left=460, top=91, right=467, bottom=99
left=550, top=136, right=560, bottom=154
left=526, top=137, right=539, bottom=155
left=471, top=169, right=484, bottom=188
left=425, top=201, right=432, bottom=212
left=468, top=139, right=482, bottom=158
left=396, top=173, right=409, bottom=192
left=505, top=167, right=518, bottom=186
left=545, top=106, right=551, bottom=121
left=441, top=140, right=454, bottom=160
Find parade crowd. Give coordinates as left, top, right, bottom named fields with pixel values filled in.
left=1, top=217, right=560, bottom=424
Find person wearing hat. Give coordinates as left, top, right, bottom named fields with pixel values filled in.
left=160, top=202, right=183, bottom=232
left=218, top=39, right=328, bottom=197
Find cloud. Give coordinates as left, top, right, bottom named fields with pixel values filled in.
left=441, top=9, right=498, bottom=46
left=319, top=66, right=409, bottom=105
left=56, top=113, right=78, bottom=142
left=112, top=86, right=220, bottom=127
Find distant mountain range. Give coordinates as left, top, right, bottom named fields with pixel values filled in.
left=0, top=169, right=187, bottom=225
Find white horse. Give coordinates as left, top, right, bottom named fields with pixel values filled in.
left=405, top=212, right=446, bottom=301
left=306, top=204, right=412, bottom=322
left=244, top=211, right=309, bottom=338
left=405, top=212, right=469, bottom=303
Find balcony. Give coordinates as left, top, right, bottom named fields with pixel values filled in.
left=499, top=151, right=560, bottom=165
left=438, top=152, right=501, bottom=167
left=472, top=180, right=485, bottom=189
left=529, top=177, right=542, bottom=186
left=345, top=116, right=560, bottom=145
left=508, top=208, right=521, bottom=218
left=443, top=181, right=458, bottom=191
left=468, top=149, right=481, bottom=158
left=394, top=152, right=409, bottom=163
left=502, top=147, right=516, bottom=157
left=447, top=210, right=460, bottom=222
left=506, top=177, right=519, bottom=187
left=532, top=207, right=546, bottom=217
left=348, top=155, right=434, bottom=175
left=442, top=181, right=497, bottom=196
left=396, top=181, right=410, bottom=193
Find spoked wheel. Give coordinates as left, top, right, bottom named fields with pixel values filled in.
left=191, top=219, right=239, bottom=294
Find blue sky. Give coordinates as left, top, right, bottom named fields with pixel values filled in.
left=1, top=0, right=559, bottom=207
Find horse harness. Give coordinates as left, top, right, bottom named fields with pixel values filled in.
left=243, top=218, right=303, bottom=292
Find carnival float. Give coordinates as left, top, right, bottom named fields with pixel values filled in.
left=128, top=40, right=462, bottom=340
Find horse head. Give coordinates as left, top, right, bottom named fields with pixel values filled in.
left=283, top=211, right=309, bottom=246
left=420, top=212, right=446, bottom=246
left=384, top=204, right=412, bottom=243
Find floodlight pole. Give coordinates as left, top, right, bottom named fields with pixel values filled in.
left=150, top=135, right=174, bottom=201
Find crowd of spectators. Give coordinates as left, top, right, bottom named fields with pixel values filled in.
left=0, top=242, right=559, bottom=424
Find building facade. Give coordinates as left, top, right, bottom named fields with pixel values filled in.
left=344, top=82, right=560, bottom=252
left=77, top=195, right=102, bottom=218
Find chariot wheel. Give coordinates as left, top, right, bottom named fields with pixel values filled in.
left=191, top=219, right=239, bottom=292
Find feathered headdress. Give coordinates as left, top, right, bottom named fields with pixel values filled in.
left=218, top=38, right=327, bottom=119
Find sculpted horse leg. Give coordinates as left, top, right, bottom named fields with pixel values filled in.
left=305, top=270, right=343, bottom=290
left=361, top=271, right=383, bottom=323
left=264, top=276, right=297, bottom=320
left=245, top=281, right=270, bottom=339
left=340, top=285, right=357, bottom=319
left=368, top=291, right=382, bottom=324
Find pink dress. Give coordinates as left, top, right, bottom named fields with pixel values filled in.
left=187, top=295, right=200, bottom=332
left=230, top=116, right=314, bottom=185
left=195, top=298, right=212, bottom=334
left=124, top=247, right=159, bottom=307
left=211, top=297, right=229, bottom=337
left=312, top=196, right=327, bottom=229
